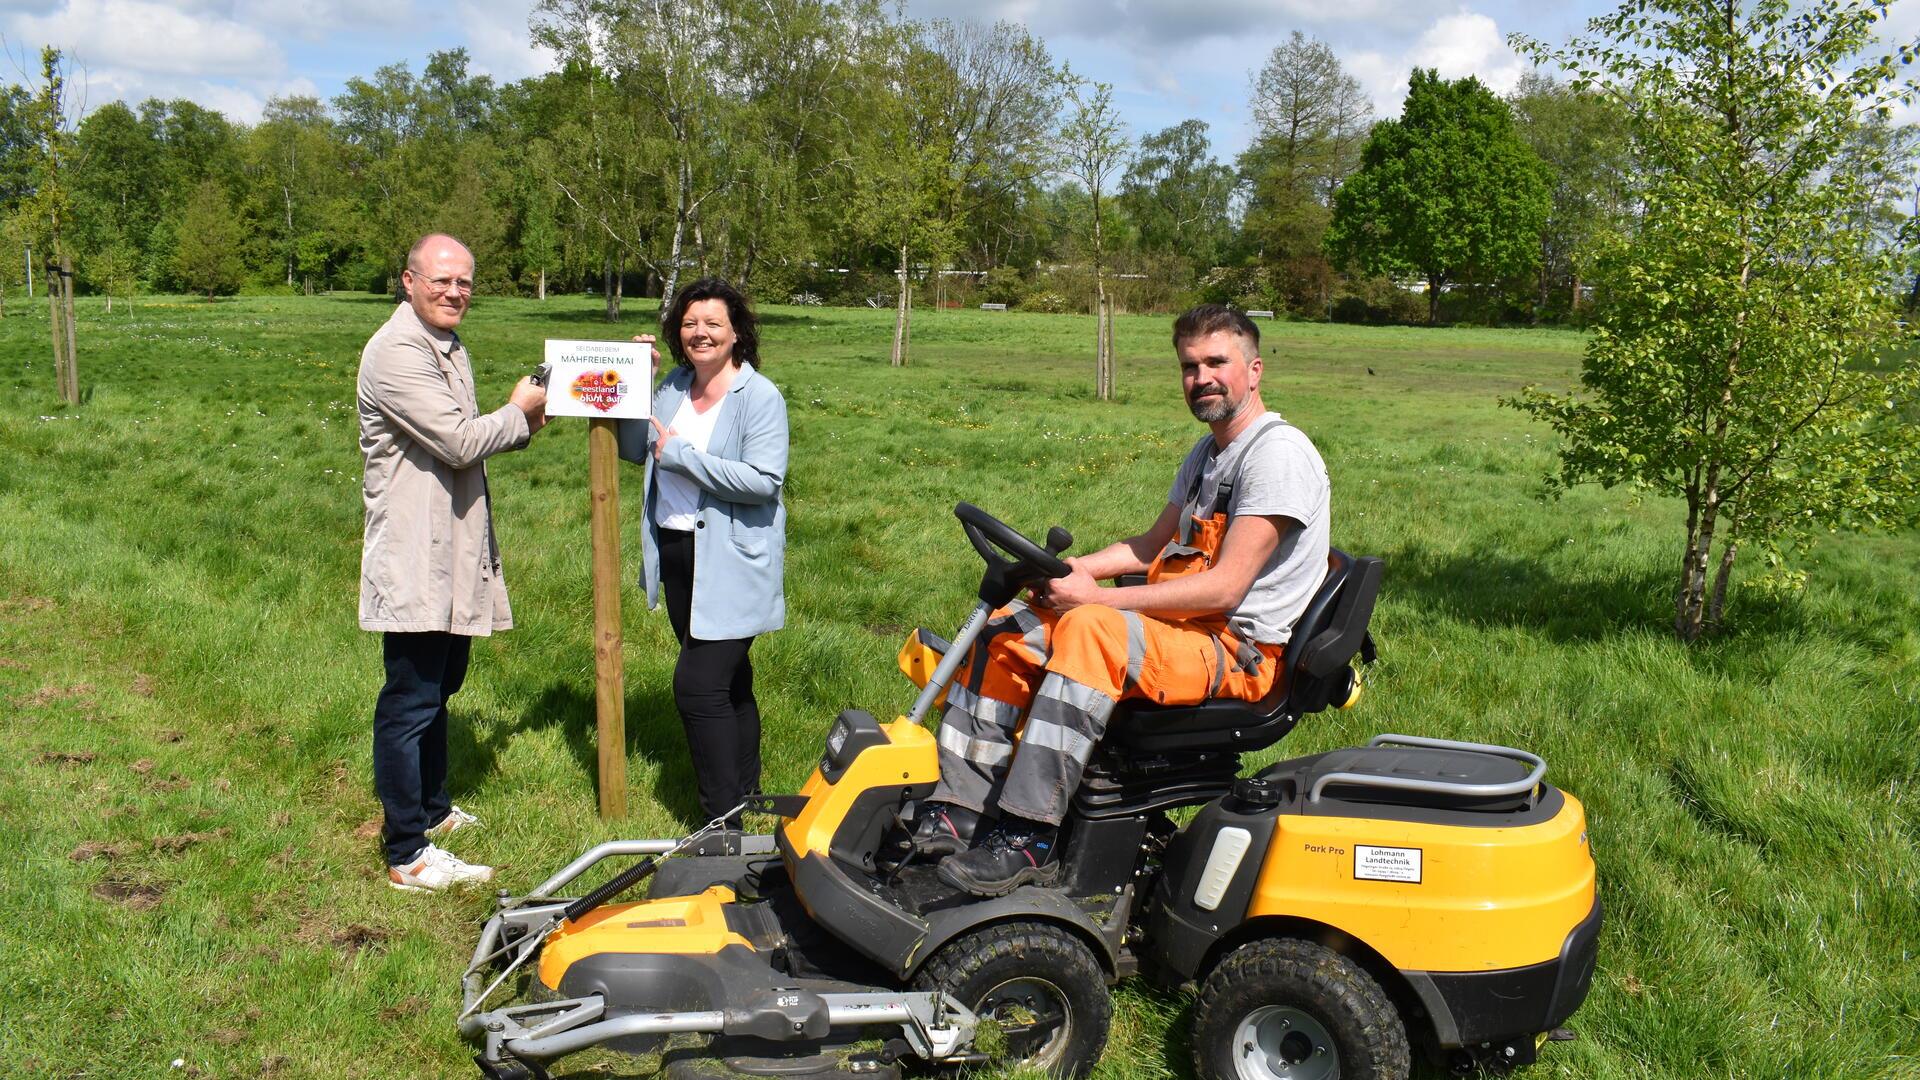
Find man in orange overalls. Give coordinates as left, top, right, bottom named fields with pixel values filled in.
left=911, top=304, right=1332, bottom=897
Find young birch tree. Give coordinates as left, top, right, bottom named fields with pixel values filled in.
left=1057, top=76, right=1128, bottom=400
left=1510, top=0, right=1920, bottom=641
left=846, top=20, right=959, bottom=367
left=28, top=48, right=79, bottom=404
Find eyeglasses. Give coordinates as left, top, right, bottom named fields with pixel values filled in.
left=411, top=273, right=475, bottom=295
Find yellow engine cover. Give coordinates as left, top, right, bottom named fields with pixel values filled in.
left=537, top=886, right=751, bottom=990
left=780, top=719, right=940, bottom=859
left=1249, top=793, right=1595, bottom=973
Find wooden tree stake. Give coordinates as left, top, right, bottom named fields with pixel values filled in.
left=588, top=417, right=627, bottom=819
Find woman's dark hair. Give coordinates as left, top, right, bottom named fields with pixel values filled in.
left=662, top=277, right=760, bottom=369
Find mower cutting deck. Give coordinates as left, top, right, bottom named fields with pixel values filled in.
left=461, top=504, right=1598, bottom=1080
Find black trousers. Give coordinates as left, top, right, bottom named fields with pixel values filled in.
left=658, top=527, right=762, bottom=823
left=373, top=630, right=470, bottom=865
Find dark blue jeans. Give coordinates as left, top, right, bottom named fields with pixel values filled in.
left=373, top=631, right=471, bottom=865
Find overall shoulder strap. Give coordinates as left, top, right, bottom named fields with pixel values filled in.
left=1209, top=417, right=1288, bottom=517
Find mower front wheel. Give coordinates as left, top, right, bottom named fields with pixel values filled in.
left=1190, top=937, right=1410, bottom=1080
left=913, top=921, right=1111, bottom=1078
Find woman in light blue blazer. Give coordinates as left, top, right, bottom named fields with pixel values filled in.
left=617, top=278, right=788, bottom=830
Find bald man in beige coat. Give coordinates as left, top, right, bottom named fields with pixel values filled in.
left=358, top=233, right=546, bottom=892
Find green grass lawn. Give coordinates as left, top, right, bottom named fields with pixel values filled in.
left=1, top=294, right=1915, bottom=1079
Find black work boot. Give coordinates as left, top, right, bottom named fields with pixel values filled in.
left=936, top=817, right=1061, bottom=897
left=880, top=802, right=981, bottom=867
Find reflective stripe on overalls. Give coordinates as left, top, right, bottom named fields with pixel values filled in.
left=931, top=422, right=1290, bottom=826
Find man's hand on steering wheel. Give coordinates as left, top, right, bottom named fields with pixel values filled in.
left=1032, top=556, right=1104, bottom=612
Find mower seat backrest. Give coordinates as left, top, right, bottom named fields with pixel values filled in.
left=1102, top=549, right=1383, bottom=755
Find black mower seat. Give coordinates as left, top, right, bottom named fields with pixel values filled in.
left=1103, top=549, right=1382, bottom=755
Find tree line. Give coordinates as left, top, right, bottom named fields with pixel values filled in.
left=2, top=2, right=1654, bottom=331
left=5, top=0, right=1920, bottom=639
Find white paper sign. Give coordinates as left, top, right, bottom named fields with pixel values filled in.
left=542, top=338, right=653, bottom=420
left=1353, top=845, right=1423, bottom=883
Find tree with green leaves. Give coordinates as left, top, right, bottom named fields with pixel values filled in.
left=1239, top=32, right=1371, bottom=315
left=1326, top=69, right=1550, bottom=325
left=70, top=102, right=163, bottom=275
left=25, top=48, right=80, bottom=403
left=1056, top=76, right=1128, bottom=399
left=172, top=179, right=246, bottom=298
left=247, top=96, right=347, bottom=291
left=87, top=237, right=140, bottom=312
left=1119, top=119, right=1234, bottom=277
left=917, top=19, right=1063, bottom=274
left=1507, top=72, right=1630, bottom=321
left=0, top=86, right=34, bottom=318
left=843, top=18, right=961, bottom=366
left=1509, top=0, right=1920, bottom=641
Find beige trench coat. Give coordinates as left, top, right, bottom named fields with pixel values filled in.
left=357, top=302, right=530, bottom=635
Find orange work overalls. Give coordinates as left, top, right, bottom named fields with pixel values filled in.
left=930, top=422, right=1289, bottom=826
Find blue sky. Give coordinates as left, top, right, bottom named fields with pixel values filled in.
left=5, top=0, right=1916, bottom=160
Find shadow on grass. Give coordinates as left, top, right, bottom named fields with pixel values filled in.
left=1384, top=543, right=1672, bottom=643
left=450, top=679, right=706, bottom=827
left=1382, top=542, right=1880, bottom=663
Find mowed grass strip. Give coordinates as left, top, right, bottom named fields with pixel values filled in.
left=0, top=295, right=1915, bottom=1079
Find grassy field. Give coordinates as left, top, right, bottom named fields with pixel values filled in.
left=0, top=294, right=1915, bottom=1079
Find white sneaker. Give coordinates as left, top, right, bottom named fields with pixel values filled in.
left=388, top=843, right=494, bottom=893
left=425, top=805, right=480, bottom=840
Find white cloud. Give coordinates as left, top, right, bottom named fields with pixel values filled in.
left=10, top=0, right=285, bottom=79
left=907, top=0, right=1425, bottom=48
left=457, top=0, right=555, bottom=83
left=1348, top=8, right=1528, bottom=114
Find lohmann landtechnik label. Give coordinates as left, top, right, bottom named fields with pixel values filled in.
left=1353, top=844, right=1423, bottom=883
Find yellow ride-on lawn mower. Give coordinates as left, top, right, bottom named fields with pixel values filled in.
left=460, top=504, right=1599, bottom=1080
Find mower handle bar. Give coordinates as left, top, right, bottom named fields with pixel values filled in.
left=1307, top=734, right=1546, bottom=804
left=519, top=835, right=777, bottom=904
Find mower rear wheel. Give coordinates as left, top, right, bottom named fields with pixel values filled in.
left=913, top=921, right=1110, bottom=1078
left=1191, top=938, right=1409, bottom=1080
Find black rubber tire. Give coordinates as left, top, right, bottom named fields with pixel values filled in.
left=1190, top=938, right=1410, bottom=1080
left=912, top=921, right=1112, bottom=1078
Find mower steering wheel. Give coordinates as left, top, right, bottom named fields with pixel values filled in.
left=954, top=503, right=1073, bottom=606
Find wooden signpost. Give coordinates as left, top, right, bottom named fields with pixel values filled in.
left=587, top=417, right=626, bottom=819
left=545, top=338, right=653, bottom=819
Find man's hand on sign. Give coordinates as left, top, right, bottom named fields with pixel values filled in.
left=511, top=376, right=549, bottom=435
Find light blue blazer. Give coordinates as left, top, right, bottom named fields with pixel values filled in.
left=617, top=362, right=789, bottom=640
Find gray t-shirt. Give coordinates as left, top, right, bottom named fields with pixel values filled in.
left=1165, top=412, right=1330, bottom=645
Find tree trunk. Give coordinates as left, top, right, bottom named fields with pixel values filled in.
left=1104, top=293, right=1116, bottom=399
left=1427, top=275, right=1441, bottom=326
left=284, top=185, right=296, bottom=286
left=1535, top=239, right=1550, bottom=326
left=1094, top=276, right=1109, bottom=401
left=1571, top=267, right=1582, bottom=315
left=57, top=248, right=78, bottom=403
left=603, top=257, right=621, bottom=322
left=1675, top=472, right=1725, bottom=643
left=1706, top=531, right=1739, bottom=630
left=891, top=243, right=911, bottom=368
left=49, top=257, right=68, bottom=397
left=538, top=267, right=547, bottom=302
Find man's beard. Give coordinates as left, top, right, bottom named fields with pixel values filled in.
left=1188, top=388, right=1244, bottom=422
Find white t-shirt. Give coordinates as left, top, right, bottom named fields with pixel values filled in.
left=654, top=394, right=728, bottom=530
left=1165, top=412, right=1331, bottom=645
